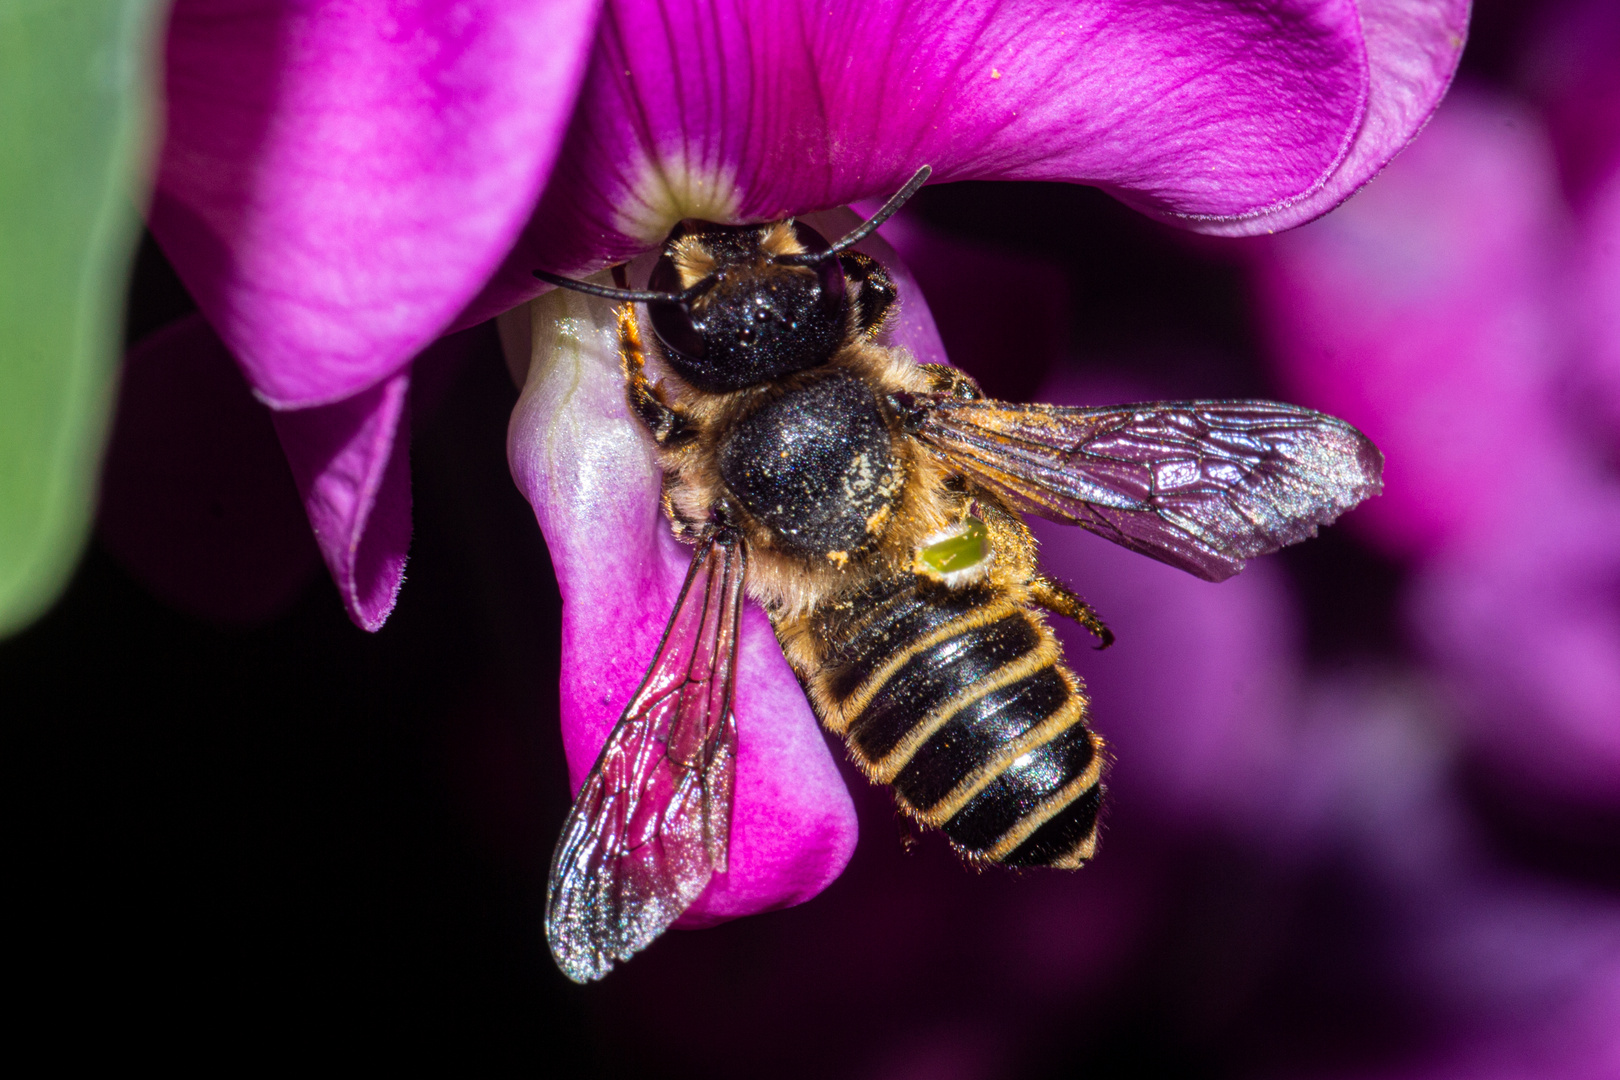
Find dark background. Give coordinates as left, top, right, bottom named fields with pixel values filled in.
left=8, top=6, right=1611, bottom=1073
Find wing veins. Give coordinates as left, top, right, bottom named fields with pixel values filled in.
left=914, top=397, right=1383, bottom=581
left=545, top=531, right=746, bottom=982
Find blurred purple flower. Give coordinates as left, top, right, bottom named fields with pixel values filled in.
left=1266, top=677, right=1620, bottom=1080
left=1251, top=89, right=1589, bottom=559
left=142, top=1, right=1468, bottom=922
left=1250, top=55, right=1620, bottom=808
left=1203, top=10, right=1620, bottom=1071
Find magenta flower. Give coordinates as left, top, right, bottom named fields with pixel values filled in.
left=147, top=1, right=1467, bottom=924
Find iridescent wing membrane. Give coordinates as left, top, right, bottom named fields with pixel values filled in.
left=545, top=531, right=746, bottom=983
left=911, top=397, right=1383, bottom=581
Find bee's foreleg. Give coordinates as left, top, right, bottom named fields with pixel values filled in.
left=1028, top=574, right=1114, bottom=649
left=839, top=250, right=898, bottom=337
left=617, top=304, right=694, bottom=447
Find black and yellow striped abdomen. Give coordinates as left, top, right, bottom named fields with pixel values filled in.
left=789, top=575, right=1105, bottom=868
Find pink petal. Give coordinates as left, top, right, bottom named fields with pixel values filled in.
left=98, top=315, right=320, bottom=626
left=461, top=0, right=1437, bottom=324
left=1249, top=90, right=1576, bottom=558
left=153, top=0, right=601, bottom=409
left=272, top=369, right=412, bottom=632
left=1187, top=0, right=1471, bottom=236
left=502, top=224, right=939, bottom=921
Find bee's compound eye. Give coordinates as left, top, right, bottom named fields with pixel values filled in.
left=789, top=220, right=831, bottom=256
left=789, top=222, right=849, bottom=321
left=646, top=251, right=708, bottom=365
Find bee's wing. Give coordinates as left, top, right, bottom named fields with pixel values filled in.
left=545, top=531, right=746, bottom=983
left=912, top=397, right=1383, bottom=582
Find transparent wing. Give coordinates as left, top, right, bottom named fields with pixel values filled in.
left=545, top=530, right=746, bottom=983
left=911, top=397, right=1383, bottom=582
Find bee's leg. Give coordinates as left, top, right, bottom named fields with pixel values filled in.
left=894, top=807, right=921, bottom=856
left=916, top=364, right=984, bottom=400
left=617, top=304, right=694, bottom=447
left=1029, top=575, right=1114, bottom=649
left=660, top=484, right=707, bottom=542
left=839, top=251, right=898, bottom=337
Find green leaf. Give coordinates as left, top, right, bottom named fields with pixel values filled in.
left=0, top=1, right=166, bottom=637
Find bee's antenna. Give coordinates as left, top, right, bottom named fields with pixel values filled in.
left=775, top=165, right=932, bottom=266
left=532, top=268, right=712, bottom=305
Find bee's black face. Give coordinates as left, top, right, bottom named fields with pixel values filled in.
left=646, top=220, right=848, bottom=393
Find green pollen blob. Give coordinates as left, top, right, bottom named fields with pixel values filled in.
left=920, top=517, right=990, bottom=575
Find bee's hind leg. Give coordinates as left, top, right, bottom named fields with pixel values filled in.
left=1029, top=575, right=1114, bottom=649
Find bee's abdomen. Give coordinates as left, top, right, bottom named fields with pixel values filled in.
left=808, top=577, right=1104, bottom=868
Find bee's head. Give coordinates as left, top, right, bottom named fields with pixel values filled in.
left=533, top=166, right=932, bottom=393
left=644, top=220, right=848, bottom=393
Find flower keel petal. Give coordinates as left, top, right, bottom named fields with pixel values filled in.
left=505, top=286, right=858, bottom=922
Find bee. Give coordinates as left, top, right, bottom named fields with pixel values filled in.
left=533, top=166, right=1383, bottom=983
